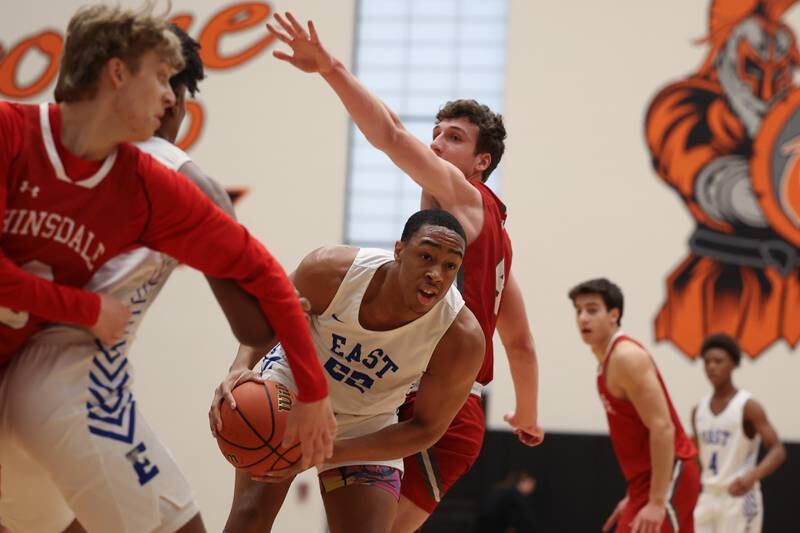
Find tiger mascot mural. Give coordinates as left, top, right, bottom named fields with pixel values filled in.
left=646, top=0, right=800, bottom=358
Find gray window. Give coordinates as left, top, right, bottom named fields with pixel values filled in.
left=345, top=0, right=509, bottom=247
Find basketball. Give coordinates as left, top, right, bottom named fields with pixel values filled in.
left=215, top=380, right=302, bottom=475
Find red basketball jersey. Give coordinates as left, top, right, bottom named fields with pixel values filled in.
left=0, top=102, right=326, bottom=400
left=597, top=333, right=696, bottom=481
left=461, top=180, right=512, bottom=385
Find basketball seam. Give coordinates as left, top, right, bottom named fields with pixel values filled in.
left=219, top=383, right=302, bottom=470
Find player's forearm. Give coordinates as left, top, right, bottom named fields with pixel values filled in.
left=230, top=344, right=273, bottom=373
left=0, top=256, right=100, bottom=326
left=321, top=61, right=402, bottom=153
left=648, top=421, right=675, bottom=505
left=143, top=169, right=327, bottom=402
left=205, top=277, right=274, bottom=347
left=507, top=346, right=539, bottom=420
left=752, top=442, right=786, bottom=481
left=329, top=419, right=442, bottom=464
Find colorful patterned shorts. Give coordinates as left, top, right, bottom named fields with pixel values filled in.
left=319, top=465, right=402, bottom=500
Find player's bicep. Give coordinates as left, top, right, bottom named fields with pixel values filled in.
left=745, top=400, right=781, bottom=447
left=291, top=246, right=355, bottom=316
left=617, top=353, right=672, bottom=430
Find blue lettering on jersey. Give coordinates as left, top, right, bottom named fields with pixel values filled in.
left=125, top=441, right=160, bottom=486
left=700, top=428, right=731, bottom=447
left=324, top=333, right=399, bottom=394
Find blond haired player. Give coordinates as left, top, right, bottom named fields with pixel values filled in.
left=0, top=5, right=334, bottom=532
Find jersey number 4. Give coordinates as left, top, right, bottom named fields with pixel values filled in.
left=709, top=451, right=718, bottom=476
left=0, top=261, right=54, bottom=329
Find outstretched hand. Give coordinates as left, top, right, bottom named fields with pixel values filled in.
left=266, top=12, right=336, bottom=74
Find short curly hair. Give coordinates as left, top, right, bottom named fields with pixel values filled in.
left=701, top=333, right=742, bottom=366
left=168, top=24, right=204, bottom=97
left=436, top=99, right=506, bottom=180
left=54, top=3, right=183, bottom=103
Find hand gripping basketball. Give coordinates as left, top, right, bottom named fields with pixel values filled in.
left=214, top=380, right=303, bottom=476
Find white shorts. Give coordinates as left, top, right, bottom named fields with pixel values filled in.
left=694, top=486, right=763, bottom=533
left=258, top=345, right=403, bottom=473
left=0, top=333, right=199, bottom=533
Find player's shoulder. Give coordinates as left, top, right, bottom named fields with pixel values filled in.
left=294, top=246, right=359, bottom=313
left=609, top=338, right=652, bottom=372
left=742, top=394, right=766, bottom=417
left=299, top=245, right=359, bottom=279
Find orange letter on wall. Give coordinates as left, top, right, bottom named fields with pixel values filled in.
left=199, top=2, right=276, bottom=70
left=0, top=31, right=63, bottom=98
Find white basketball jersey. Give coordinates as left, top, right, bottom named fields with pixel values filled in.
left=33, top=138, right=189, bottom=348
left=312, top=248, right=464, bottom=417
left=135, top=136, right=192, bottom=170
left=696, top=390, right=761, bottom=489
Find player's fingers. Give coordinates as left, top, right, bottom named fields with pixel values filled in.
left=283, top=421, right=299, bottom=448
left=208, top=405, right=217, bottom=436
left=272, top=51, right=295, bottom=64
left=220, top=380, right=236, bottom=409
left=285, top=12, right=307, bottom=39
left=327, top=413, right=337, bottom=439
left=266, top=23, right=292, bottom=44
left=274, top=12, right=296, bottom=37
left=631, top=514, right=648, bottom=533
left=311, top=434, right=326, bottom=468
left=320, top=423, right=334, bottom=459
left=299, top=438, right=314, bottom=470
left=308, top=20, right=320, bottom=44
left=210, top=391, right=223, bottom=433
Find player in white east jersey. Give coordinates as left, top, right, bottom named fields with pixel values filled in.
left=0, top=26, right=269, bottom=533
left=209, top=209, right=486, bottom=533
left=692, top=333, right=786, bottom=533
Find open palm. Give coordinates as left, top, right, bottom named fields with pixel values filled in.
left=267, top=12, right=335, bottom=74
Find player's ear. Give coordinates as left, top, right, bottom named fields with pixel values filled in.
left=106, top=57, right=128, bottom=89
left=610, top=307, right=620, bottom=325
left=394, top=240, right=403, bottom=261
left=476, top=152, right=491, bottom=172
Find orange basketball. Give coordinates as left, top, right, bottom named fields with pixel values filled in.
left=215, top=380, right=302, bottom=475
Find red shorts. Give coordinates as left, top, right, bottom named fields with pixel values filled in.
left=398, top=393, right=485, bottom=513
left=620, top=458, right=701, bottom=532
